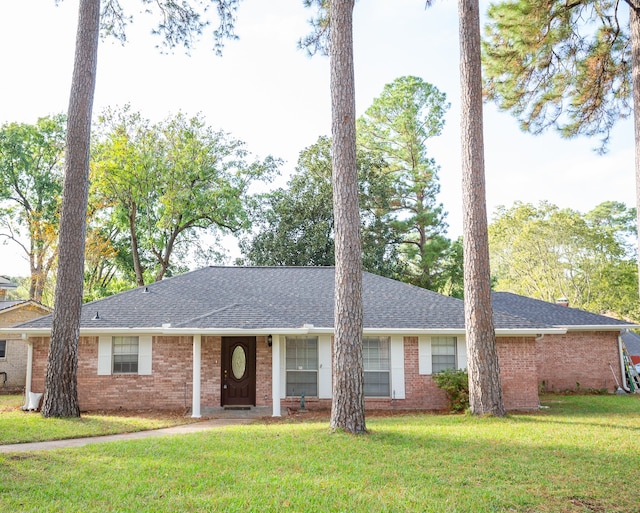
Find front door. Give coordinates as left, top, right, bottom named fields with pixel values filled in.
left=221, top=337, right=256, bottom=406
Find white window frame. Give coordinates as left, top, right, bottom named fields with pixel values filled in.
left=112, top=336, right=139, bottom=374
left=419, top=336, right=466, bottom=375
left=98, top=335, right=152, bottom=376
left=431, top=336, right=457, bottom=374
left=285, top=336, right=318, bottom=397
left=363, top=336, right=391, bottom=397
left=0, top=340, right=6, bottom=359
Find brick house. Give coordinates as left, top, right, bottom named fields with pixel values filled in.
left=0, top=278, right=52, bottom=389
left=9, top=267, right=637, bottom=416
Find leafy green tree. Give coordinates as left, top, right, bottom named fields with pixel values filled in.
left=482, top=0, right=640, bottom=293
left=92, top=107, right=278, bottom=285
left=239, top=136, right=402, bottom=278
left=459, top=0, right=505, bottom=416
left=489, top=201, right=639, bottom=320
left=0, top=115, right=66, bottom=303
left=357, top=76, right=451, bottom=291
left=44, top=0, right=242, bottom=418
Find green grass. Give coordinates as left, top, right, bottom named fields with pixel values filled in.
left=1, top=394, right=640, bottom=512
left=0, top=394, right=192, bottom=444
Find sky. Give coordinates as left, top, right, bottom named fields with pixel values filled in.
left=0, top=0, right=635, bottom=277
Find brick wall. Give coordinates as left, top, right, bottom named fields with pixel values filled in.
left=496, top=337, right=539, bottom=410
left=536, top=331, right=621, bottom=392
left=281, top=336, right=540, bottom=413
left=28, top=331, right=620, bottom=413
left=30, top=334, right=274, bottom=411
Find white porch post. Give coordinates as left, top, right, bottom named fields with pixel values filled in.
left=24, top=336, right=32, bottom=397
left=271, top=334, right=281, bottom=417
left=192, top=334, right=202, bottom=418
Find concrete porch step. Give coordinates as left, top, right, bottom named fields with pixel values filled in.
left=199, top=406, right=271, bottom=419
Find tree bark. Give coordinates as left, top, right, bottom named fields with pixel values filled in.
left=458, top=0, right=506, bottom=416
left=329, top=0, right=366, bottom=434
left=41, top=0, right=100, bottom=418
left=630, top=5, right=640, bottom=298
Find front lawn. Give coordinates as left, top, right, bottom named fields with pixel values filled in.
left=0, top=394, right=192, bottom=445
left=1, top=394, right=639, bottom=512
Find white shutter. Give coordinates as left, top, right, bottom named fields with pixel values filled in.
left=390, top=336, right=405, bottom=399
left=97, top=336, right=112, bottom=375
left=418, top=336, right=432, bottom=375
left=138, top=335, right=153, bottom=375
left=318, top=335, right=332, bottom=399
left=456, top=337, right=467, bottom=370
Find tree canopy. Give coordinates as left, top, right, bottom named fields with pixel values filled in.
left=92, top=107, right=278, bottom=285
left=0, top=115, right=66, bottom=303
left=239, top=136, right=401, bottom=277
left=482, top=0, right=632, bottom=150
left=489, top=200, right=639, bottom=320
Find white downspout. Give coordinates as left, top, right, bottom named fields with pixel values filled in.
left=271, top=334, right=281, bottom=417
left=618, top=335, right=631, bottom=393
left=192, top=334, right=202, bottom=418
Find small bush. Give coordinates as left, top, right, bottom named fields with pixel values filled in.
left=433, top=368, right=469, bottom=412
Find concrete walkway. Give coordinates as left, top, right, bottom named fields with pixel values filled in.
left=0, top=418, right=254, bottom=454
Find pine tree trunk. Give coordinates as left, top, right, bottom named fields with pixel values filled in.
left=630, top=6, right=640, bottom=298
left=41, top=0, right=100, bottom=418
left=329, top=0, right=366, bottom=434
left=458, top=0, right=505, bottom=416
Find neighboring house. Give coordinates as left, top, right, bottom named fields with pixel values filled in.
left=0, top=277, right=52, bottom=389
left=8, top=267, right=637, bottom=416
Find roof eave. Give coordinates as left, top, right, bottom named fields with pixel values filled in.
left=6, top=326, right=569, bottom=338
left=557, top=324, right=640, bottom=331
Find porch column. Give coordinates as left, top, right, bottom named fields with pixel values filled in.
left=271, top=334, right=281, bottom=417
left=192, top=334, right=202, bottom=418
left=24, top=336, right=33, bottom=397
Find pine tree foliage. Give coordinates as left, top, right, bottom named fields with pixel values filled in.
left=483, top=0, right=632, bottom=151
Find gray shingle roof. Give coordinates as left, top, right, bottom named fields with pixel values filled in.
left=0, top=300, right=25, bottom=312
left=491, top=292, right=630, bottom=327
left=15, top=267, right=633, bottom=332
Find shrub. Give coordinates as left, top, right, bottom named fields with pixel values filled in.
left=433, top=368, right=469, bottom=412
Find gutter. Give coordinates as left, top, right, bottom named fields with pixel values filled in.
left=7, top=326, right=567, bottom=338
left=558, top=324, right=640, bottom=331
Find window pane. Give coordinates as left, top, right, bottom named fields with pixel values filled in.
left=286, top=371, right=318, bottom=397
left=363, top=337, right=390, bottom=371
left=364, top=371, right=390, bottom=397
left=286, top=337, right=318, bottom=370
left=0, top=340, right=5, bottom=359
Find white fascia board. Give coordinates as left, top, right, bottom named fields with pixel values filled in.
left=1, top=328, right=52, bottom=337
left=363, top=328, right=465, bottom=336
left=9, top=326, right=582, bottom=338
left=558, top=324, right=640, bottom=331
left=494, top=328, right=566, bottom=336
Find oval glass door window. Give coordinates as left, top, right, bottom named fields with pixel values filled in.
left=231, top=346, right=246, bottom=379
